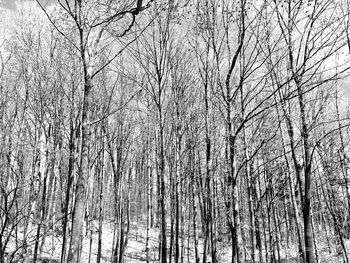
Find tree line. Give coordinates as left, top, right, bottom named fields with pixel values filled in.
left=0, top=0, right=350, bottom=263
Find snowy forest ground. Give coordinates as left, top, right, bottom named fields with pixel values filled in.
left=4, top=220, right=350, bottom=263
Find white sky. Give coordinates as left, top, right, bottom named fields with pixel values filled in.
left=0, top=0, right=55, bottom=9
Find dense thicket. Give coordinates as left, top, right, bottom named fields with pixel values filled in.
left=1, top=1, right=350, bottom=263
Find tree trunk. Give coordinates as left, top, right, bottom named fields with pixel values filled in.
left=296, top=79, right=314, bottom=263
left=68, top=70, right=92, bottom=262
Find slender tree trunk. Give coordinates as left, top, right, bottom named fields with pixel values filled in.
left=146, top=163, right=151, bottom=263
left=61, top=107, right=76, bottom=263
left=296, top=79, right=314, bottom=263
left=33, top=146, right=49, bottom=262
left=68, top=67, right=92, bottom=262
left=157, top=106, right=167, bottom=263
left=96, top=128, right=105, bottom=263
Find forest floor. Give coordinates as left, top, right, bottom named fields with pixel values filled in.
left=5, top=220, right=350, bottom=262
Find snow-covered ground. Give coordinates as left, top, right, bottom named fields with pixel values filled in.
left=4, top=221, right=350, bottom=262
